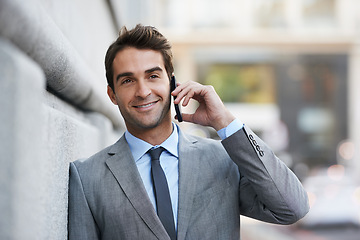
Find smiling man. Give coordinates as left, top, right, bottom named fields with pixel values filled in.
left=68, top=25, right=309, bottom=240
left=108, top=47, right=173, bottom=144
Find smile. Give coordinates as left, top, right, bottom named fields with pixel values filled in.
left=134, top=101, right=158, bottom=108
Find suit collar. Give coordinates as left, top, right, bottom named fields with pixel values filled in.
left=106, top=127, right=200, bottom=240
left=106, top=135, right=170, bottom=239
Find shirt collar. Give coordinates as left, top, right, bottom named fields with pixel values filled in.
left=125, top=123, right=179, bottom=162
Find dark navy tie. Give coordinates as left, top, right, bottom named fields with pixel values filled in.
left=149, top=147, right=176, bottom=240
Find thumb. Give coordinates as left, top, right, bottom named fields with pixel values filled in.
left=175, top=113, right=195, bottom=124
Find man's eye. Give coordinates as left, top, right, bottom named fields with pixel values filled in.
left=149, top=74, right=159, bottom=79
left=121, top=79, right=132, bottom=84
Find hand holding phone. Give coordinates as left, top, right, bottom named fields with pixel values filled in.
left=170, top=76, right=183, bottom=122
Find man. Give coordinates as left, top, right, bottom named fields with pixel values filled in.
left=68, top=24, right=309, bottom=240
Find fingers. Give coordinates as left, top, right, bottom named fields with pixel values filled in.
left=171, top=81, right=235, bottom=130
left=171, top=81, right=204, bottom=106
left=171, top=82, right=185, bottom=105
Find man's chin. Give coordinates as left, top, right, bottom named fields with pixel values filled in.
left=124, top=104, right=171, bottom=131
left=130, top=116, right=168, bottom=130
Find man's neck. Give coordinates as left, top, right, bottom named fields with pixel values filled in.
left=127, top=122, right=174, bottom=146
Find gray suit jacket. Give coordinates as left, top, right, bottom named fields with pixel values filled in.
left=68, top=125, right=309, bottom=240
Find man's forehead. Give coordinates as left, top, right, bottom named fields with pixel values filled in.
left=113, top=48, right=165, bottom=74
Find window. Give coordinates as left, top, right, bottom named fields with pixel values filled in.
left=303, top=0, right=336, bottom=26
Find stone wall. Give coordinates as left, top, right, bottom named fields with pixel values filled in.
left=0, top=0, right=123, bottom=239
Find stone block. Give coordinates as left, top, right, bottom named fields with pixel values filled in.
left=0, top=38, right=47, bottom=239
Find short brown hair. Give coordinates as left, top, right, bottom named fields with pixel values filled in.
left=105, top=24, right=174, bottom=90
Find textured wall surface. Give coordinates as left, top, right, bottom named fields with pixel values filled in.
left=0, top=38, right=47, bottom=240
left=0, top=0, right=122, bottom=128
left=0, top=38, right=120, bottom=240
left=0, top=0, right=123, bottom=239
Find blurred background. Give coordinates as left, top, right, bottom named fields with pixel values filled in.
left=1, top=0, right=360, bottom=239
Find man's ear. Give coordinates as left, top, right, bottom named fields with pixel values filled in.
left=107, top=85, right=118, bottom=105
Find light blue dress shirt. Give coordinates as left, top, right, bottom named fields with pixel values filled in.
left=217, top=118, right=244, bottom=140
left=125, top=123, right=180, bottom=229
left=124, top=119, right=243, bottom=231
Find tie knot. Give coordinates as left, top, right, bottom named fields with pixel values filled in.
left=148, top=147, right=164, bottom=161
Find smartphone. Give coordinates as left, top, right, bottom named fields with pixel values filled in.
left=170, top=75, right=183, bottom=122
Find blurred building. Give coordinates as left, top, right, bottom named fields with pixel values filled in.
left=113, top=0, right=360, bottom=179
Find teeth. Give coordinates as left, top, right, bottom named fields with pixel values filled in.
left=136, top=102, right=155, bottom=108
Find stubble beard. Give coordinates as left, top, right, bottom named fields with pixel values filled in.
left=122, top=95, right=172, bottom=131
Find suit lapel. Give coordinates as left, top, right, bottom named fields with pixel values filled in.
left=176, top=132, right=200, bottom=240
left=105, top=136, right=169, bottom=240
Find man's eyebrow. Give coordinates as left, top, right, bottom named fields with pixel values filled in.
left=145, top=66, right=163, bottom=74
left=115, top=67, right=163, bottom=82
left=116, top=72, right=133, bottom=82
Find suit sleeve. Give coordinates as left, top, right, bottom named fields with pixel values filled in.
left=68, top=162, right=100, bottom=240
left=221, top=125, right=309, bottom=225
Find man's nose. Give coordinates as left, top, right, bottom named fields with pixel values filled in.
left=135, top=80, right=151, bottom=98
